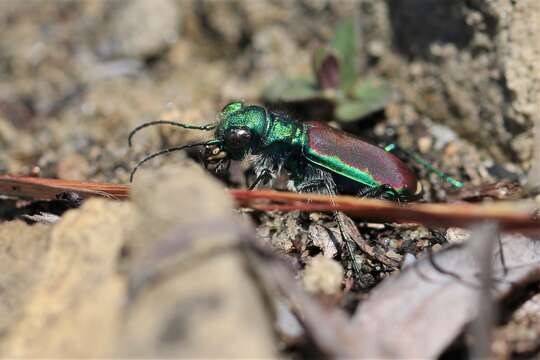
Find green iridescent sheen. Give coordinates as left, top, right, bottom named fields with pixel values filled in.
left=304, top=147, right=383, bottom=189
left=216, top=105, right=268, bottom=141
left=220, top=101, right=244, bottom=117
left=261, top=112, right=305, bottom=148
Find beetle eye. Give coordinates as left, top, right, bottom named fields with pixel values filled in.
left=224, top=127, right=252, bottom=150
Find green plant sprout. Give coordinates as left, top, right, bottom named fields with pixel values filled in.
left=262, top=17, right=392, bottom=123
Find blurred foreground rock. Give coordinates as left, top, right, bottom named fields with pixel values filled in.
left=0, top=165, right=277, bottom=358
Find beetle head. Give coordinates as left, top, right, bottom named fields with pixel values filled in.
left=215, top=101, right=268, bottom=160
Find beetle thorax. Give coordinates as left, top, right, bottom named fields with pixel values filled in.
left=262, top=112, right=306, bottom=149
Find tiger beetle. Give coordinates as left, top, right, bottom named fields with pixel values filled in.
left=129, top=101, right=463, bottom=278
left=129, top=101, right=462, bottom=195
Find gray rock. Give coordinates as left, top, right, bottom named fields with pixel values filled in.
left=360, top=0, right=540, bottom=167
left=103, top=0, right=180, bottom=58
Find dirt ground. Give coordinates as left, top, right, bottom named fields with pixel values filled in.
left=0, top=1, right=539, bottom=358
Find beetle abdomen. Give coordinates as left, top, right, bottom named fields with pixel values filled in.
left=302, top=121, right=420, bottom=194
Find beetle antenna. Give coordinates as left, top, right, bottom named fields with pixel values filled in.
left=384, top=143, right=464, bottom=188
left=128, top=120, right=218, bottom=147
left=130, top=139, right=221, bottom=182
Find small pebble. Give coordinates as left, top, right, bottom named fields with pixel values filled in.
left=444, top=143, right=459, bottom=157
left=367, top=40, right=385, bottom=57
left=365, top=222, right=385, bottom=229
left=30, top=166, right=41, bottom=177
left=446, top=227, right=471, bottom=244
left=302, top=255, right=343, bottom=295
left=431, top=244, right=443, bottom=252
left=417, top=136, right=432, bottom=154
left=105, top=0, right=180, bottom=58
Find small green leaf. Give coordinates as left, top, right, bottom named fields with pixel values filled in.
left=336, top=77, right=393, bottom=122
left=336, top=101, right=368, bottom=122
left=331, top=17, right=359, bottom=95
left=262, top=76, right=320, bottom=102
left=353, top=76, right=392, bottom=103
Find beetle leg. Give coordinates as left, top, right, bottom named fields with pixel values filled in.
left=215, top=158, right=231, bottom=176
left=356, top=185, right=376, bottom=198
left=55, top=191, right=84, bottom=209
left=295, top=179, right=327, bottom=194
left=296, top=165, right=362, bottom=281
left=333, top=211, right=362, bottom=281
left=357, top=184, right=400, bottom=202
left=295, top=165, right=337, bottom=197
left=385, top=143, right=464, bottom=189
left=379, top=184, right=400, bottom=201
left=249, top=149, right=290, bottom=190
left=249, top=168, right=274, bottom=190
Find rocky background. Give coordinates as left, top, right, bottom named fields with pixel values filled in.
left=0, top=0, right=538, bottom=358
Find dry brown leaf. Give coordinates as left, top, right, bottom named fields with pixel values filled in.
left=349, top=231, right=540, bottom=358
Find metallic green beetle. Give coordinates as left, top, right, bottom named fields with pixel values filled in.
left=129, top=101, right=462, bottom=200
